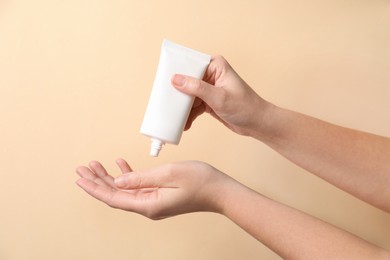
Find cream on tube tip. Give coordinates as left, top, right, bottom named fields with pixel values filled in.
left=140, top=39, right=210, bottom=157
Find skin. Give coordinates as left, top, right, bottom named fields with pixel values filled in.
left=171, top=56, right=390, bottom=212
left=76, top=56, right=390, bottom=259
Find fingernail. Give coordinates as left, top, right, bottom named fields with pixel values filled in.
left=172, top=74, right=186, bottom=87
left=114, top=176, right=126, bottom=187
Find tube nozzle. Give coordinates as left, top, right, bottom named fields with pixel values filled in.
left=150, top=138, right=164, bottom=157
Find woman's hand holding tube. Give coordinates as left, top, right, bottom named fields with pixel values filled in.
left=171, top=55, right=274, bottom=139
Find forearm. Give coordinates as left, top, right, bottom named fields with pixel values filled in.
left=220, top=183, right=389, bottom=259
left=253, top=104, right=390, bottom=212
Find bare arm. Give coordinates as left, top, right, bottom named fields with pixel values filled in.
left=255, top=105, right=390, bottom=212
left=76, top=159, right=390, bottom=259
left=221, top=180, right=389, bottom=259
left=224, top=182, right=389, bottom=259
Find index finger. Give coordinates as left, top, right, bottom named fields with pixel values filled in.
left=116, top=158, right=133, bottom=174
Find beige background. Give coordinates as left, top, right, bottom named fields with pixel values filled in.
left=1, top=0, right=389, bottom=259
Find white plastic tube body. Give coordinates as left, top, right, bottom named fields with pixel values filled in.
left=140, top=39, right=210, bottom=156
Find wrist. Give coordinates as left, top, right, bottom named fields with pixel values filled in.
left=211, top=176, right=252, bottom=216
left=249, top=99, right=282, bottom=143
left=190, top=164, right=240, bottom=214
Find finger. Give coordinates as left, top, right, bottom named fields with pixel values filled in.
left=184, top=102, right=206, bottom=131
left=192, top=97, right=203, bottom=108
left=88, top=160, right=110, bottom=178
left=76, top=178, right=118, bottom=206
left=76, top=166, right=111, bottom=188
left=115, top=158, right=133, bottom=174
left=76, top=178, right=146, bottom=212
left=114, top=170, right=163, bottom=189
left=76, top=166, right=89, bottom=178
left=171, top=74, right=224, bottom=110
left=88, top=161, right=116, bottom=187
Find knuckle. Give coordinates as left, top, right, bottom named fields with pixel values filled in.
left=212, top=89, right=228, bottom=111
left=188, top=78, right=203, bottom=92
left=148, top=214, right=161, bottom=221
left=212, top=55, right=228, bottom=67
left=212, top=54, right=225, bottom=63
left=107, top=203, right=118, bottom=210
left=131, top=176, right=143, bottom=189
left=144, top=207, right=163, bottom=220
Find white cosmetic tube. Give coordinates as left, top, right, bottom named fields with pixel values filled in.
left=140, top=39, right=210, bottom=156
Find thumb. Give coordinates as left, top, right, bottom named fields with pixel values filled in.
left=115, top=171, right=162, bottom=189
left=171, top=74, right=222, bottom=108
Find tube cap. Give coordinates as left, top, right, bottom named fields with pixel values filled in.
left=150, top=138, right=165, bottom=157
